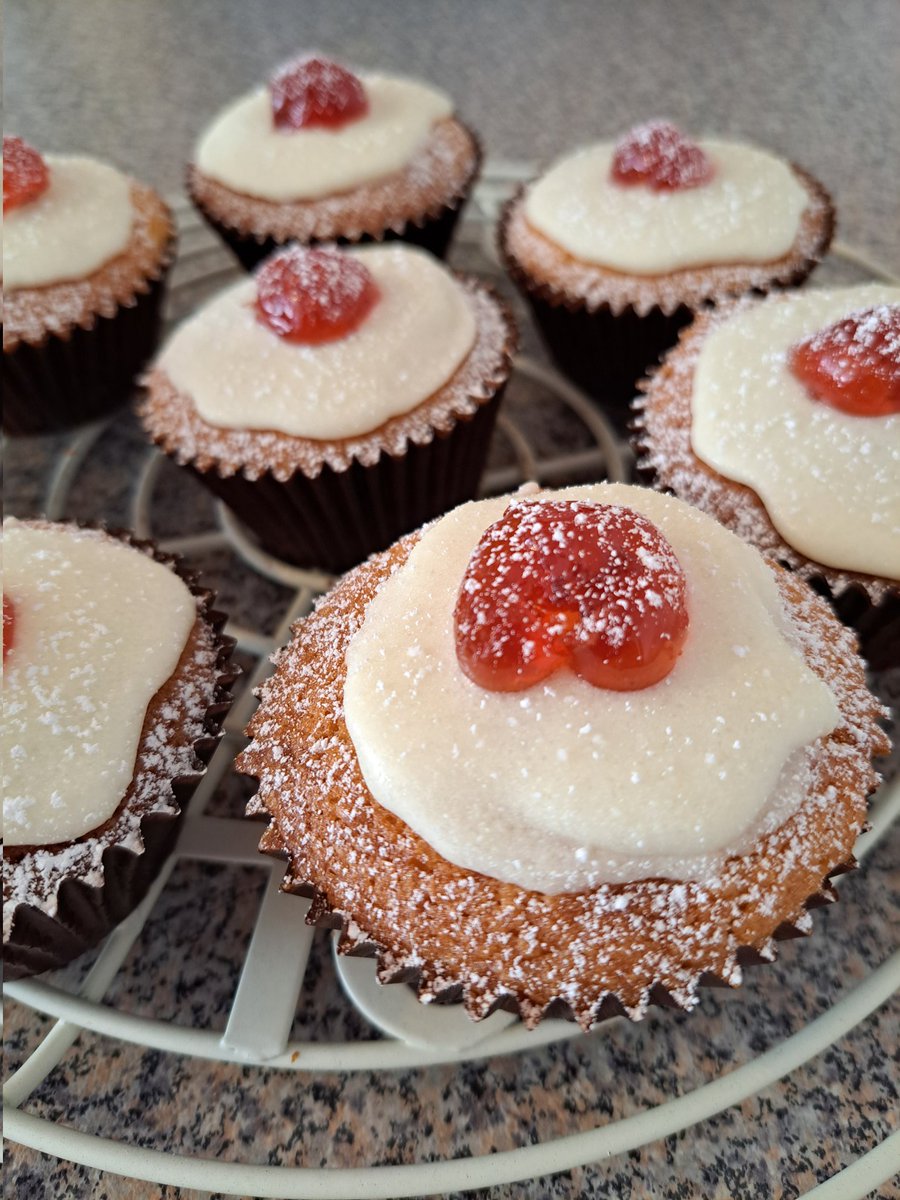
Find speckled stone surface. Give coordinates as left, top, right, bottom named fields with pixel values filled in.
left=4, top=3, right=900, bottom=1198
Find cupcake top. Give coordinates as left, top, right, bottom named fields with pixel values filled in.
left=501, top=120, right=834, bottom=316
left=3, top=137, right=136, bottom=289
left=242, top=482, right=886, bottom=1024
left=1, top=520, right=198, bottom=848
left=3, top=137, right=174, bottom=351
left=195, top=54, right=453, bottom=201
left=690, top=286, right=900, bottom=580
left=524, top=122, right=810, bottom=274
left=342, top=484, right=840, bottom=893
left=153, top=242, right=479, bottom=442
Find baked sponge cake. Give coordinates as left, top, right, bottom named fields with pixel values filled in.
left=3, top=136, right=175, bottom=435
left=187, top=54, right=481, bottom=269
left=499, top=120, right=834, bottom=432
left=239, top=484, right=887, bottom=1028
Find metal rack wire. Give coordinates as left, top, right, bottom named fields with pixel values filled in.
left=4, top=169, right=899, bottom=1198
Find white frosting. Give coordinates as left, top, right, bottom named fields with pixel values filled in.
left=195, top=73, right=453, bottom=201
left=524, top=141, right=809, bottom=274
left=343, top=485, right=839, bottom=893
left=3, top=155, right=134, bottom=289
left=157, top=244, right=477, bottom=439
left=692, top=286, right=900, bottom=580
left=1, top=522, right=197, bottom=846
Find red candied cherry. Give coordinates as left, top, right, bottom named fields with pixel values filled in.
left=255, top=246, right=380, bottom=344
left=3, top=135, right=50, bottom=213
left=610, top=119, right=714, bottom=191
left=270, top=55, right=369, bottom=131
left=789, top=305, right=900, bottom=417
left=3, top=596, right=16, bottom=665
left=454, top=500, right=690, bottom=693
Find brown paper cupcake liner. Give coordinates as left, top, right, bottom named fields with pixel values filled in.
left=187, top=126, right=483, bottom=271
left=191, top=388, right=505, bottom=572
left=239, top=527, right=888, bottom=1031
left=140, top=275, right=516, bottom=574
left=193, top=193, right=472, bottom=272
left=498, top=171, right=835, bottom=437
left=249, top=829, right=861, bottom=1031
left=3, top=247, right=175, bottom=437
left=3, top=530, right=237, bottom=981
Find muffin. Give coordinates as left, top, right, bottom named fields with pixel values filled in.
left=2, top=519, right=235, bottom=980
left=140, top=241, right=516, bottom=573
left=499, top=120, right=835, bottom=433
left=187, top=54, right=481, bottom=270
left=3, top=136, right=176, bottom=436
left=239, top=483, right=887, bottom=1029
left=635, top=285, right=899, bottom=664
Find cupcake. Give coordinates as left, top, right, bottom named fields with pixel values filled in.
left=140, top=241, right=515, bottom=573
left=635, top=285, right=899, bottom=664
left=2, top=136, right=176, bottom=436
left=238, top=483, right=887, bottom=1029
left=499, top=120, right=835, bottom=433
left=2, top=519, right=235, bottom=980
left=187, top=54, right=481, bottom=270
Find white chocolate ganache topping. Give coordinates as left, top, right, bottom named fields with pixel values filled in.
left=157, top=244, right=477, bottom=440
left=3, top=155, right=134, bottom=289
left=195, top=74, right=453, bottom=201
left=1, top=521, right=197, bottom=846
left=692, top=286, right=900, bottom=580
left=343, top=484, right=839, bottom=893
left=524, top=141, right=809, bottom=274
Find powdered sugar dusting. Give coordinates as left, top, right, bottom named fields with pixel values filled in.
left=454, top=499, right=687, bottom=689
left=3, top=524, right=226, bottom=943
left=188, top=116, right=478, bottom=245
left=611, top=120, right=714, bottom=191
left=269, top=55, right=368, bottom=130
left=140, top=277, right=512, bottom=481
left=500, top=162, right=833, bottom=318
left=239, top=502, right=887, bottom=1029
left=791, top=303, right=900, bottom=405
left=635, top=297, right=898, bottom=602
left=3, top=182, right=174, bottom=350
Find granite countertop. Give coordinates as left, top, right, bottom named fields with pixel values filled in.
left=4, top=3, right=899, bottom=1198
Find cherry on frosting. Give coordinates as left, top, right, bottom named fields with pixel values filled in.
left=3, top=135, right=50, bottom=213
left=3, top=596, right=15, bottom=664
left=454, top=500, right=690, bottom=693
left=270, top=55, right=369, bottom=131
left=610, top=120, right=714, bottom=192
left=789, top=305, right=900, bottom=417
left=255, top=246, right=380, bottom=344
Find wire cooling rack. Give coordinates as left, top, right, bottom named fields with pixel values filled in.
left=3, top=166, right=900, bottom=1199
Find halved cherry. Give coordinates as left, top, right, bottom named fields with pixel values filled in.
left=454, top=500, right=690, bottom=693
left=789, top=305, right=900, bottom=417
left=255, top=246, right=380, bottom=344
left=610, top=120, right=714, bottom=191
left=270, top=55, right=369, bottom=131
left=3, top=596, right=16, bottom=664
left=3, top=135, right=50, bottom=213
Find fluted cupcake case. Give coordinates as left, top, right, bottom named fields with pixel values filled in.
left=3, top=532, right=237, bottom=980
left=498, top=165, right=836, bottom=436
left=238, top=518, right=888, bottom=1031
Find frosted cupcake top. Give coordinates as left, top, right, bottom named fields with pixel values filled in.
left=3, top=149, right=135, bottom=289
left=343, top=484, right=839, bottom=893
left=157, top=244, right=477, bottom=440
left=1, top=521, right=197, bottom=847
left=525, top=129, right=810, bottom=275
left=691, top=285, right=900, bottom=579
left=195, top=59, right=453, bottom=202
